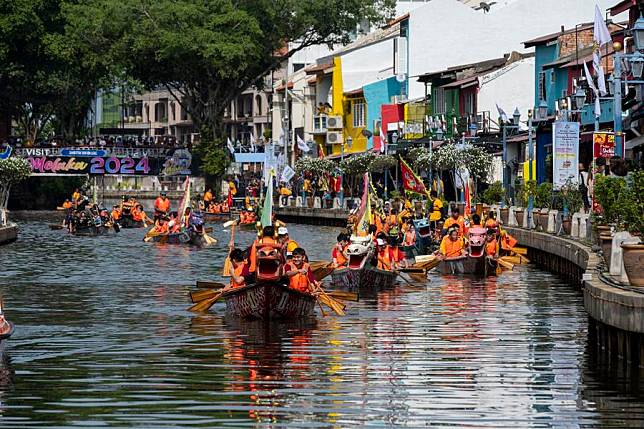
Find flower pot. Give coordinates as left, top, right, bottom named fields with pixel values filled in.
left=621, top=244, right=644, bottom=286
left=514, top=209, right=525, bottom=227
left=562, top=217, right=572, bottom=235
left=499, top=208, right=509, bottom=225
left=600, top=234, right=613, bottom=267
left=538, top=213, right=549, bottom=231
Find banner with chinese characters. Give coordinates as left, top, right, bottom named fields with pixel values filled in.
left=552, top=121, right=579, bottom=189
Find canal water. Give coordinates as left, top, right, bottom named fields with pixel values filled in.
left=0, top=213, right=642, bottom=428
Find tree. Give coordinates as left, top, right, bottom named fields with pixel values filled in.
left=0, top=0, right=109, bottom=142
left=64, top=0, right=394, bottom=144
left=0, top=157, right=31, bottom=225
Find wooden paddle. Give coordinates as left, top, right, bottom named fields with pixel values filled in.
left=202, top=232, right=217, bottom=245
left=222, top=222, right=236, bottom=277
left=497, top=257, right=514, bottom=270
left=188, top=290, right=225, bottom=312
left=190, top=288, right=220, bottom=303
left=196, top=280, right=227, bottom=289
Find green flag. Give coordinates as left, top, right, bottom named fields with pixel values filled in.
left=260, top=171, right=274, bottom=227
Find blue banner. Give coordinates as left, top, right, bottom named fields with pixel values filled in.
left=61, top=149, right=107, bottom=157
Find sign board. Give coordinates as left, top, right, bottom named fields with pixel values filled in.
left=160, top=148, right=192, bottom=176
left=552, top=121, right=579, bottom=189
left=280, top=165, right=296, bottom=183
left=26, top=156, right=154, bottom=176
left=60, top=149, right=107, bottom=157
left=593, top=132, right=615, bottom=159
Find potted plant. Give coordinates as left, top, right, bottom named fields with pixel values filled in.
left=556, top=180, right=583, bottom=235
left=482, top=181, right=506, bottom=221
left=619, top=171, right=643, bottom=286
left=514, top=180, right=536, bottom=228
left=535, top=182, right=553, bottom=230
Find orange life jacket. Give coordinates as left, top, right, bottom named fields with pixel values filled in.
left=485, top=219, right=498, bottom=229
left=249, top=236, right=278, bottom=273
left=204, top=191, right=213, bottom=202
left=377, top=248, right=393, bottom=271
left=287, top=262, right=311, bottom=292
left=230, top=263, right=246, bottom=288
left=485, top=239, right=498, bottom=256
left=111, top=209, right=121, bottom=220
left=154, top=220, right=168, bottom=233
left=391, top=246, right=404, bottom=263
left=332, top=245, right=348, bottom=267
left=62, top=201, right=72, bottom=209
left=132, top=208, right=143, bottom=222
left=404, top=229, right=415, bottom=246
left=155, top=197, right=170, bottom=213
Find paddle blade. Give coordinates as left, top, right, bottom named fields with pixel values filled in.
left=326, top=291, right=358, bottom=302
left=188, top=291, right=223, bottom=312
left=222, top=257, right=232, bottom=277
left=196, top=280, right=226, bottom=289
left=190, top=288, right=219, bottom=303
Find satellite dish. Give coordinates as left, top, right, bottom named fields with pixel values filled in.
left=361, top=129, right=373, bottom=138
left=396, top=73, right=406, bottom=83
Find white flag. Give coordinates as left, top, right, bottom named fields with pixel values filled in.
left=584, top=61, right=602, bottom=117
left=280, top=165, right=296, bottom=183
left=227, top=137, right=235, bottom=154
left=594, top=4, right=612, bottom=47
left=250, top=133, right=256, bottom=152
left=496, top=104, right=508, bottom=123
left=593, top=51, right=607, bottom=96
left=278, top=131, right=285, bottom=147
left=296, top=135, right=310, bottom=153
left=379, top=124, right=386, bottom=153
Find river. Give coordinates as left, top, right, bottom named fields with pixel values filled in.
left=0, top=213, right=642, bottom=428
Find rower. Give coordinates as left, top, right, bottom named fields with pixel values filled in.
left=437, top=226, right=466, bottom=259
left=428, top=190, right=443, bottom=226
left=168, top=211, right=181, bottom=233
left=110, top=205, right=121, bottom=222
left=229, top=248, right=251, bottom=289
left=203, top=188, right=213, bottom=207
left=388, top=236, right=407, bottom=269
left=284, top=248, right=317, bottom=293
left=376, top=238, right=393, bottom=271
left=470, top=213, right=482, bottom=227
left=331, top=233, right=349, bottom=268
left=485, top=229, right=499, bottom=258
left=278, top=227, right=299, bottom=260
left=443, top=207, right=466, bottom=238
left=485, top=210, right=499, bottom=231
left=154, top=191, right=171, bottom=221
left=62, top=199, right=72, bottom=210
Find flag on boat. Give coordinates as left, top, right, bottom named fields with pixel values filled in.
left=355, top=173, right=371, bottom=237
left=178, top=176, right=191, bottom=219
left=260, top=170, right=274, bottom=227
left=400, top=158, right=427, bottom=195
left=464, top=179, right=471, bottom=217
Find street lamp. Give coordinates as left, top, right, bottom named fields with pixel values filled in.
left=574, top=86, right=587, bottom=110
left=513, top=108, right=521, bottom=126
left=631, top=56, right=644, bottom=79
left=538, top=100, right=548, bottom=120
left=633, top=16, right=644, bottom=51
left=501, top=108, right=522, bottom=205
left=527, top=109, right=535, bottom=227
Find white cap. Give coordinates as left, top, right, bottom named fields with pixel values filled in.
left=376, top=238, right=386, bottom=246
left=278, top=226, right=288, bottom=235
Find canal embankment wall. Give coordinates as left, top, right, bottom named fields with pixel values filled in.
left=0, top=223, right=18, bottom=246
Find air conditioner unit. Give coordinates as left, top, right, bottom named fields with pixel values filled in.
left=326, top=131, right=343, bottom=144
left=327, top=115, right=343, bottom=129
left=391, top=95, right=407, bottom=104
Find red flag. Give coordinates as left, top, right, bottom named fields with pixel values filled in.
left=227, top=189, right=233, bottom=208
left=400, top=159, right=427, bottom=194
left=464, top=179, right=471, bottom=216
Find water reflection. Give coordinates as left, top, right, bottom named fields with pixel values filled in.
left=0, top=216, right=642, bottom=427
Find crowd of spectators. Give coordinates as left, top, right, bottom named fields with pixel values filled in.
left=4, top=135, right=191, bottom=150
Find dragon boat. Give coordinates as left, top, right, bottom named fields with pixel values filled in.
left=438, top=227, right=497, bottom=275
left=331, top=236, right=396, bottom=291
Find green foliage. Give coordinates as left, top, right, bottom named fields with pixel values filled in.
left=368, top=155, right=396, bottom=173
left=339, top=153, right=375, bottom=175
left=295, top=157, right=336, bottom=178
left=559, top=179, right=583, bottom=215
left=515, top=180, right=537, bottom=207
left=535, top=182, right=553, bottom=209
left=0, top=158, right=31, bottom=185
left=616, top=170, right=644, bottom=234
left=482, top=181, right=505, bottom=205
left=194, top=140, right=230, bottom=177
left=414, top=143, right=493, bottom=182
left=593, top=175, right=626, bottom=225
left=408, top=147, right=432, bottom=172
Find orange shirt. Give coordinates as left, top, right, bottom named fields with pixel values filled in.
left=377, top=248, right=393, bottom=271
left=485, top=219, right=498, bottom=229
left=332, top=245, right=348, bottom=268
left=444, top=216, right=466, bottom=236
left=440, top=235, right=465, bottom=258
left=62, top=201, right=72, bottom=209
left=485, top=239, right=499, bottom=256
left=111, top=209, right=121, bottom=220
left=154, top=197, right=170, bottom=213
left=230, top=263, right=248, bottom=288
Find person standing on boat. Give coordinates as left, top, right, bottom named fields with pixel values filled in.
left=442, top=207, right=466, bottom=238
left=437, top=226, right=466, bottom=259
left=388, top=236, right=408, bottom=269
left=154, top=191, right=171, bottom=221
left=277, top=227, right=299, bottom=260
left=332, top=233, right=349, bottom=268
left=376, top=238, right=394, bottom=271
left=248, top=226, right=278, bottom=273
left=484, top=211, right=499, bottom=231
left=203, top=188, right=213, bottom=208
left=284, top=248, right=317, bottom=293
left=403, top=222, right=416, bottom=247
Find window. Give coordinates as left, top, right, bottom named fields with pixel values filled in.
left=464, top=91, right=475, bottom=115
left=352, top=101, right=365, bottom=128
left=434, top=87, right=446, bottom=114
left=538, top=71, right=546, bottom=101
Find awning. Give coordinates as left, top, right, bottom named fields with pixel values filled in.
left=626, top=134, right=644, bottom=150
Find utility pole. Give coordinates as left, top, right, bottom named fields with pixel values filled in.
left=613, top=52, right=623, bottom=157
left=283, top=57, right=289, bottom=168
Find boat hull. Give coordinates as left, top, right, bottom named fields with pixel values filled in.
left=72, top=225, right=112, bottom=236
left=438, top=255, right=497, bottom=276
left=150, top=230, right=205, bottom=246
left=331, top=265, right=396, bottom=291
left=223, top=282, right=316, bottom=320
left=119, top=216, right=144, bottom=229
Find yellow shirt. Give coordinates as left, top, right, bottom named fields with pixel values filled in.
left=429, top=198, right=443, bottom=221
left=72, top=192, right=81, bottom=202
left=440, top=235, right=465, bottom=258
left=228, top=182, right=237, bottom=196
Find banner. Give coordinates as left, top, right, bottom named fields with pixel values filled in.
left=280, top=165, right=296, bottom=183
left=593, top=132, right=615, bottom=159
left=400, top=158, right=427, bottom=194
left=552, top=121, right=579, bottom=189
left=355, top=173, right=371, bottom=237
left=26, top=155, right=155, bottom=176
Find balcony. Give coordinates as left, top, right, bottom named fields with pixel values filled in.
left=581, top=99, right=614, bottom=126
